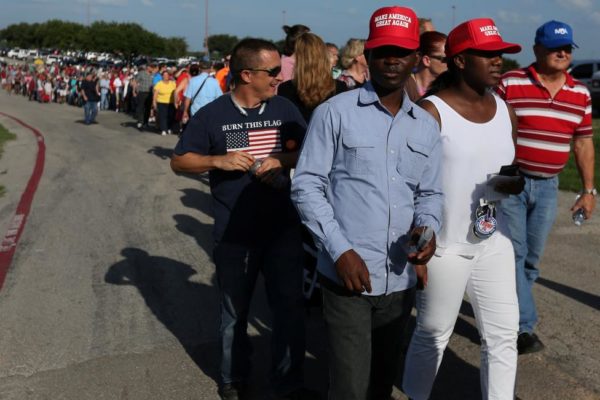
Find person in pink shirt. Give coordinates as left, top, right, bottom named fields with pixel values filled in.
left=280, top=24, right=310, bottom=82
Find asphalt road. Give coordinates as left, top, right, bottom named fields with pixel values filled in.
left=0, top=90, right=598, bottom=400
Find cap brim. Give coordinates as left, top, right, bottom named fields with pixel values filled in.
left=473, top=41, right=522, bottom=54
left=536, top=39, right=579, bottom=49
left=365, top=36, right=419, bottom=50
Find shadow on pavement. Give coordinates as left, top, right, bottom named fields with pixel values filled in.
left=120, top=120, right=159, bottom=135
left=104, top=248, right=223, bottom=383
left=147, top=146, right=173, bottom=160
left=104, top=247, right=328, bottom=398
left=120, top=121, right=141, bottom=129
left=537, top=277, right=600, bottom=310
left=397, top=315, right=482, bottom=400
left=428, top=349, right=482, bottom=400
left=104, top=247, right=485, bottom=399
left=173, top=188, right=214, bottom=256
left=179, top=188, right=213, bottom=217
left=173, top=214, right=214, bottom=256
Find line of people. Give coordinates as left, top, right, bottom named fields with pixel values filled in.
left=171, top=6, right=595, bottom=400
left=0, top=60, right=231, bottom=132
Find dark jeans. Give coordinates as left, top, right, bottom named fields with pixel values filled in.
left=84, top=101, right=98, bottom=124
left=321, top=276, right=415, bottom=400
left=213, top=226, right=305, bottom=395
left=135, top=91, right=151, bottom=125
left=157, top=102, right=175, bottom=132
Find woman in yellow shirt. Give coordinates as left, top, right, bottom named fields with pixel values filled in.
left=152, top=70, right=176, bottom=135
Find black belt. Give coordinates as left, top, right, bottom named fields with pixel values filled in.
left=522, top=173, right=552, bottom=180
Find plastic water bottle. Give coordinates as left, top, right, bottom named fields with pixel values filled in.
left=572, top=195, right=585, bottom=226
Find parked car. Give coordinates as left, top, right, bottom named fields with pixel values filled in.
left=568, top=59, right=600, bottom=90
left=46, top=55, right=61, bottom=65
left=27, top=49, right=40, bottom=60
left=17, top=49, right=30, bottom=59
left=7, top=48, right=20, bottom=58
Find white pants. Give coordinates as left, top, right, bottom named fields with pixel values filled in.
left=403, top=235, right=518, bottom=400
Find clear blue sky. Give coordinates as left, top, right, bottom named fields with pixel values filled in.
left=2, top=0, right=600, bottom=65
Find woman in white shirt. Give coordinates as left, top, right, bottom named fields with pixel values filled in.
left=403, top=18, right=524, bottom=400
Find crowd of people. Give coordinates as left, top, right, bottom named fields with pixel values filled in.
left=2, top=7, right=596, bottom=400
left=171, top=7, right=595, bottom=400
left=0, top=59, right=229, bottom=130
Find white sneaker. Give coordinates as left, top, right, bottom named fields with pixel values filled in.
left=167, top=129, right=172, bottom=135
left=136, top=122, right=142, bottom=129
left=161, top=131, right=167, bottom=136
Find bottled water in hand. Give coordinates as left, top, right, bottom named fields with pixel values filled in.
left=573, top=208, right=585, bottom=226
left=572, top=195, right=585, bottom=226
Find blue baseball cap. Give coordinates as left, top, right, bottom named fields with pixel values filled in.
left=535, top=20, right=578, bottom=49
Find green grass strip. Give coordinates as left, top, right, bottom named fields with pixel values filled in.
left=559, top=119, right=599, bottom=192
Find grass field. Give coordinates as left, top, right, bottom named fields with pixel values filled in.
left=559, top=118, right=600, bottom=192
left=0, top=122, right=17, bottom=197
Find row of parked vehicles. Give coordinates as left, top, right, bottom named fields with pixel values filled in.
left=1, top=48, right=126, bottom=65
left=5, top=48, right=40, bottom=60
left=568, top=59, right=600, bottom=115
left=1, top=48, right=200, bottom=69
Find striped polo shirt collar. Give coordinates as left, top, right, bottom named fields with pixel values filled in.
left=527, top=63, right=575, bottom=88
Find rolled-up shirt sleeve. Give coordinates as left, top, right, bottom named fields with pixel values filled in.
left=413, top=134, right=444, bottom=235
left=291, top=104, right=352, bottom=262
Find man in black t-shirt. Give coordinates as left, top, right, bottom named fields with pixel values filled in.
left=80, top=71, right=100, bottom=125
left=171, top=39, right=315, bottom=400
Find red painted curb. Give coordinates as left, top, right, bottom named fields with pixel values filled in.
left=0, top=112, right=46, bottom=290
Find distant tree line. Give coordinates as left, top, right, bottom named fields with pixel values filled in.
left=2, top=22, right=516, bottom=69
left=0, top=20, right=188, bottom=58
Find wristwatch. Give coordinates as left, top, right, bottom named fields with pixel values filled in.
left=581, top=188, right=598, bottom=196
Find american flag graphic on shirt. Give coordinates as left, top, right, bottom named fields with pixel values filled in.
left=225, top=128, right=282, bottom=158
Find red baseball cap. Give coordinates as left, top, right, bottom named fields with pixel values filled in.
left=365, top=6, right=419, bottom=50
left=445, top=18, right=521, bottom=58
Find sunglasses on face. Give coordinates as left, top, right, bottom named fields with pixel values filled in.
left=246, top=65, right=282, bottom=77
left=546, top=45, right=573, bottom=54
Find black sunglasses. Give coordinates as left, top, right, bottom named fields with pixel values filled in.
left=546, top=45, right=573, bottom=54
left=428, top=54, right=447, bottom=63
left=246, top=66, right=282, bottom=77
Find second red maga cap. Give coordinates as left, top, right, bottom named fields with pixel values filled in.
left=365, top=6, right=419, bottom=50
left=445, top=18, right=521, bottom=58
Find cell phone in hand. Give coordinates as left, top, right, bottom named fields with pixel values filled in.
left=499, top=164, right=519, bottom=176
left=407, top=226, right=433, bottom=254
left=416, top=226, right=434, bottom=251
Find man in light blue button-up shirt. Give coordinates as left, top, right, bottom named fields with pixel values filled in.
left=290, top=6, right=443, bottom=399
left=291, top=79, right=444, bottom=296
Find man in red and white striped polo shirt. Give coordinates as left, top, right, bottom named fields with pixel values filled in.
left=496, top=20, right=596, bottom=355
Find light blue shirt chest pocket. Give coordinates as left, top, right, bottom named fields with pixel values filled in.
left=341, top=133, right=377, bottom=175
left=397, top=136, right=433, bottom=186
